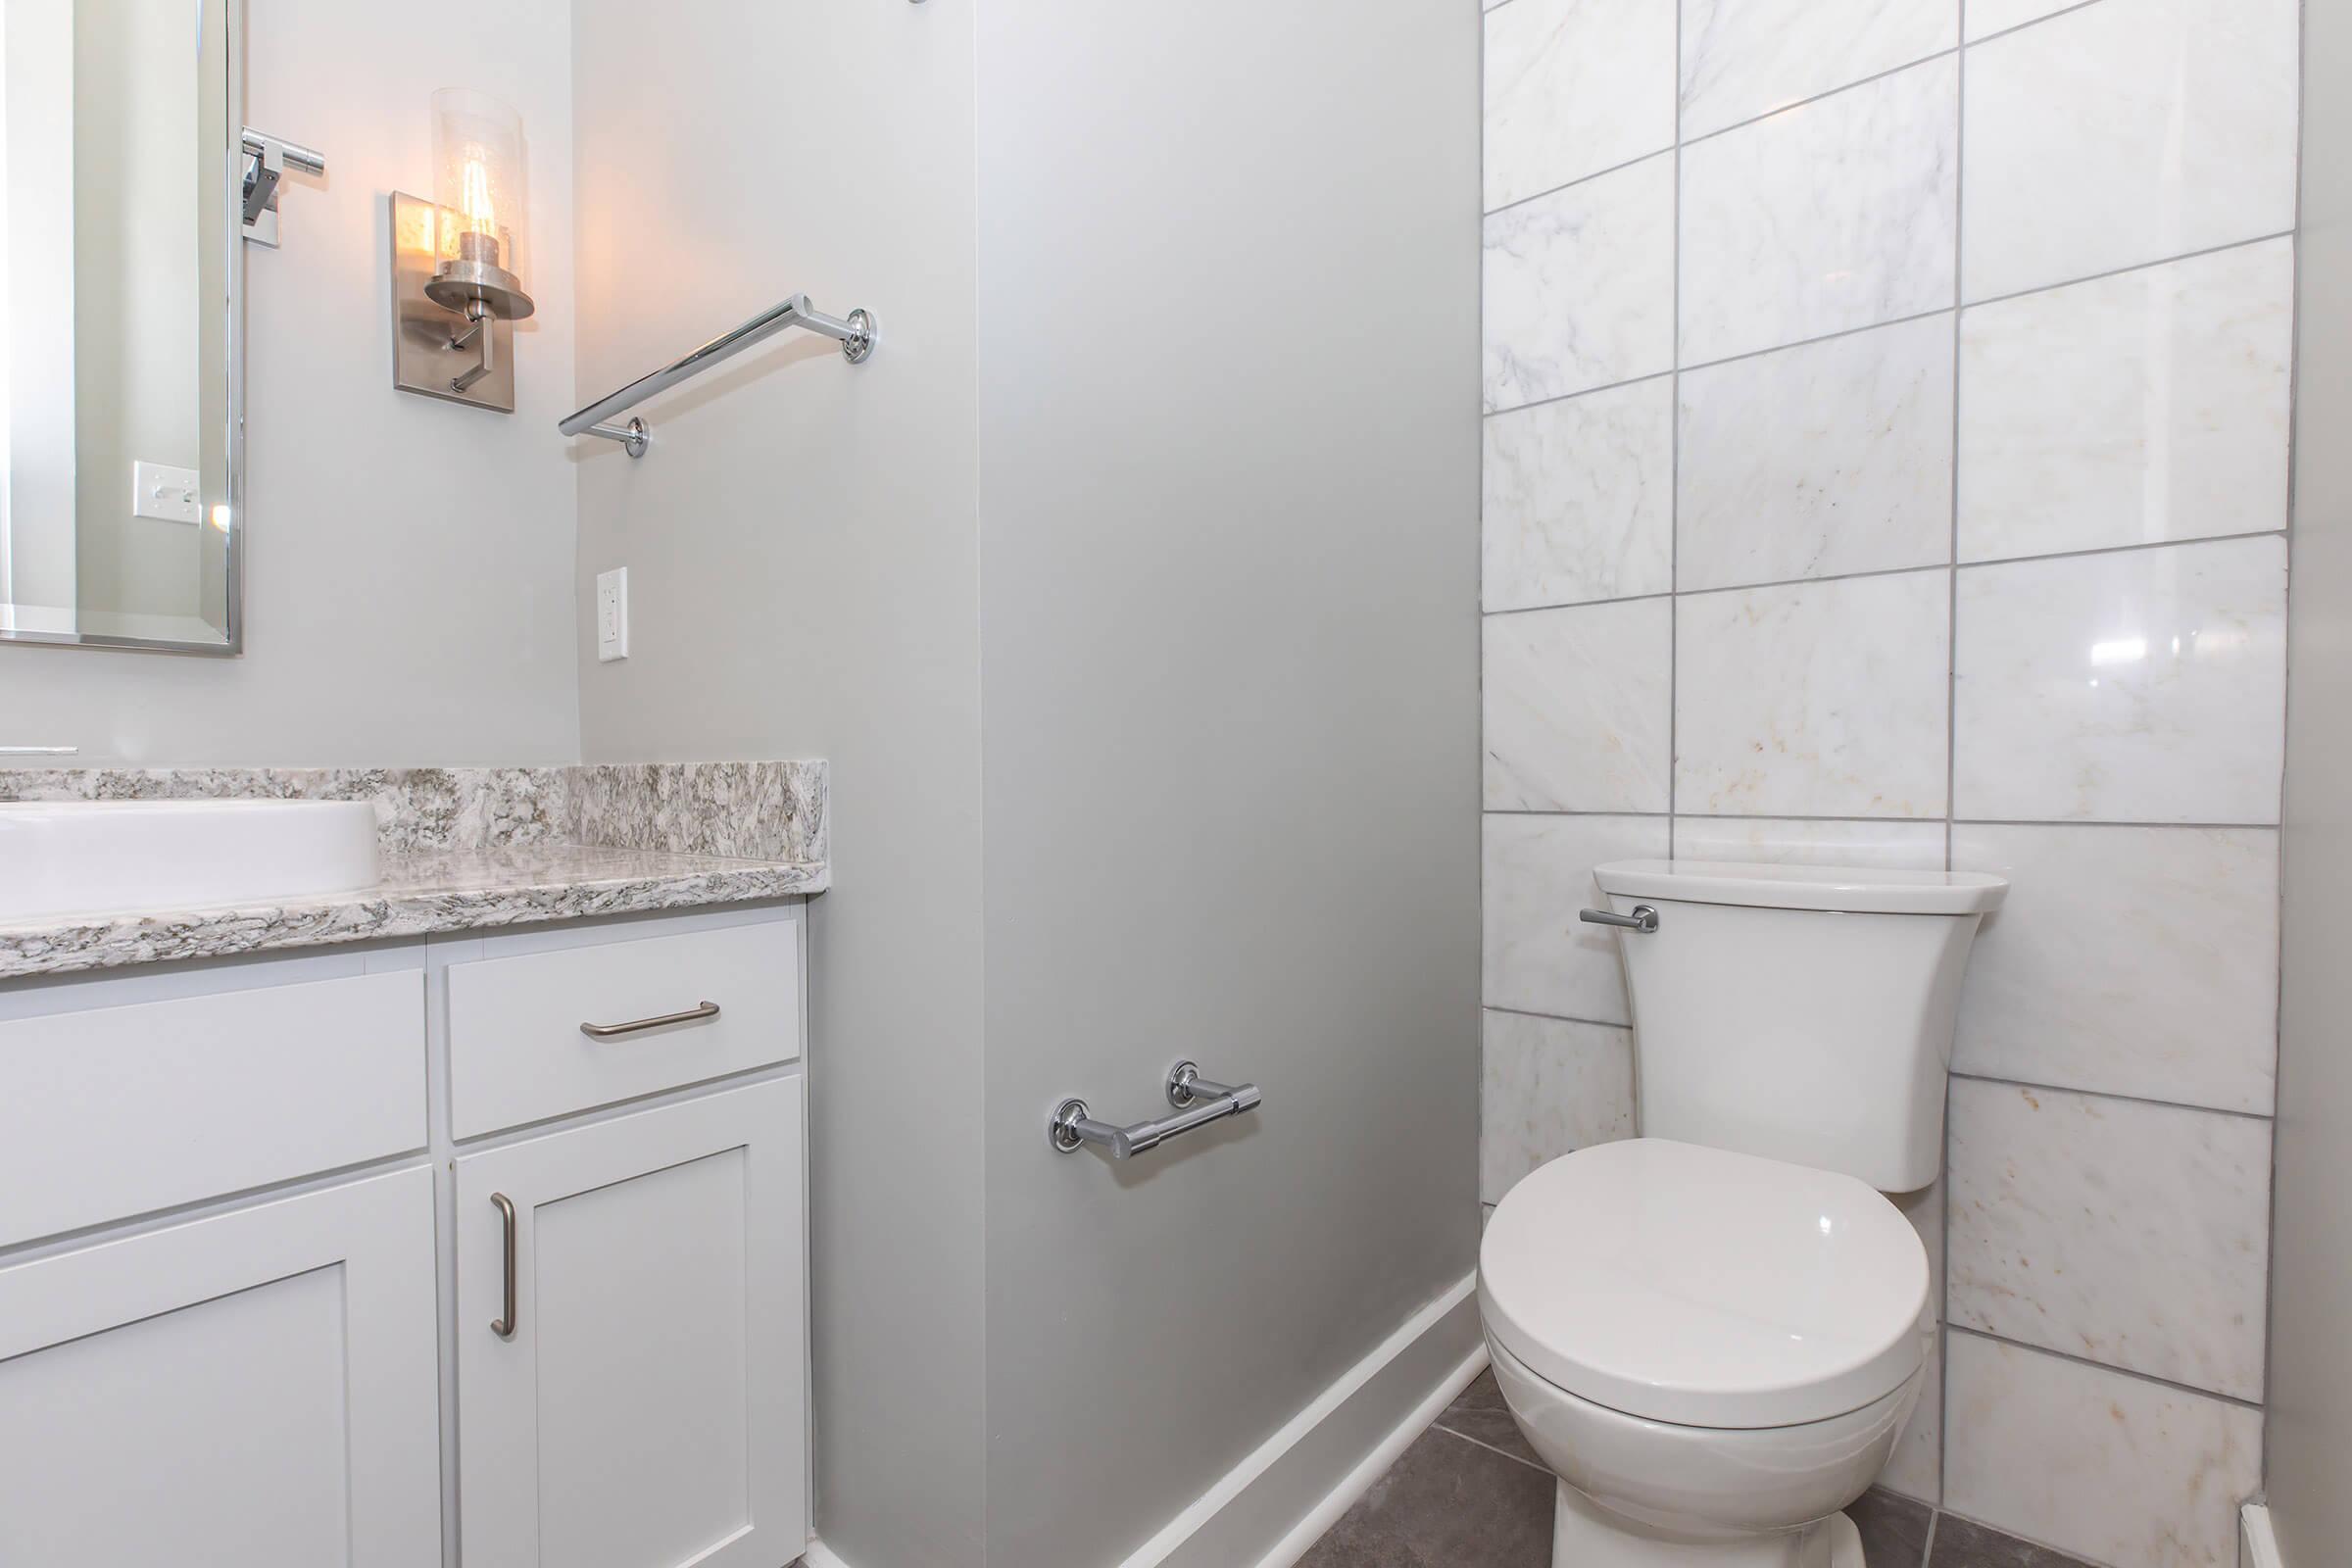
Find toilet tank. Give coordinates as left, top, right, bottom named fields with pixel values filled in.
left=1592, top=860, right=2007, bottom=1192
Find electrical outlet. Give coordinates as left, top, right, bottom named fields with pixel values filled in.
left=131, top=461, right=201, bottom=524
left=596, top=567, right=629, bottom=662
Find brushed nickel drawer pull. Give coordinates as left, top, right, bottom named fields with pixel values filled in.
left=578, top=1001, right=721, bottom=1039
left=490, top=1192, right=518, bottom=1340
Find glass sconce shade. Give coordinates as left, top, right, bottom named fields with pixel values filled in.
left=425, top=88, right=533, bottom=320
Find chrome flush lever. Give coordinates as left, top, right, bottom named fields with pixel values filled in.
left=1580, top=905, right=1659, bottom=933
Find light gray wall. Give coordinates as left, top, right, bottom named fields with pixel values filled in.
left=0, top=0, right=578, bottom=765
left=570, top=6, right=1475, bottom=1564
left=2265, top=0, right=2352, bottom=1556
left=970, top=4, right=1480, bottom=1564
left=566, top=5, right=988, bottom=1565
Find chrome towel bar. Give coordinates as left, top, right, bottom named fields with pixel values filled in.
left=1050, top=1060, right=1262, bottom=1159
left=558, top=292, right=877, bottom=458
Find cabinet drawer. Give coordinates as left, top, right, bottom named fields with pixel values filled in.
left=0, top=970, right=427, bottom=1250
left=447, top=917, right=801, bottom=1138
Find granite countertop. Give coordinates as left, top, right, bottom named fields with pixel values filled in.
left=0, top=843, right=829, bottom=981
left=0, top=760, right=829, bottom=981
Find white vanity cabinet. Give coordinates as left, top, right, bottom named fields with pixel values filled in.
left=0, top=901, right=810, bottom=1568
left=454, top=1080, right=807, bottom=1568
left=0, top=1167, right=444, bottom=1567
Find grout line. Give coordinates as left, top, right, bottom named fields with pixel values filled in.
left=1960, top=228, right=2299, bottom=313
left=1949, top=1070, right=2274, bottom=1122
left=1489, top=314, right=1947, bottom=419
left=1680, top=48, right=1958, bottom=157
left=1484, top=808, right=2280, bottom=829
left=1484, top=230, right=2294, bottom=426
left=1919, top=1508, right=1938, bottom=1568
left=1944, top=1324, right=2265, bottom=1411
left=1484, top=808, right=1672, bottom=818
left=1941, top=4, right=1965, bottom=1506
left=1484, top=368, right=1675, bottom=424
left=1484, top=588, right=1676, bottom=619
left=1668, top=0, right=1684, bottom=858
left=1482, top=1004, right=1631, bottom=1032
left=1484, top=146, right=1676, bottom=221
left=1947, top=816, right=2280, bottom=831
left=1482, top=527, right=2287, bottom=618
left=1426, top=1423, right=1552, bottom=1477
left=1486, top=808, right=2285, bottom=829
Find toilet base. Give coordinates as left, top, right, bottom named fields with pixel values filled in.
left=1552, top=1480, right=1864, bottom=1568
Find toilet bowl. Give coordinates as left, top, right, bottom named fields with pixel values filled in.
left=1479, top=1139, right=1930, bottom=1566
left=1477, top=860, right=2004, bottom=1566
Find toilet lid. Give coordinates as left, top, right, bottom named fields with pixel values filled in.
left=1479, top=1139, right=1928, bottom=1430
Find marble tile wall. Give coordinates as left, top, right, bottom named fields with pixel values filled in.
left=1479, top=0, right=2294, bottom=1561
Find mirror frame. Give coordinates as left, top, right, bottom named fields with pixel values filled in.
left=0, top=0, right=245, bottom=657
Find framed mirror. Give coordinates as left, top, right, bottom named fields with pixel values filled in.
left=0, top=0, right=242, bottom=655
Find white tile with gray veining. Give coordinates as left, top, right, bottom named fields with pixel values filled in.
left=1486, top=0, right=1676, bottom=212
left=1962, top=0, right=2299, bottom=303
left=1952, top=536, right=2287, bottom=824
left=1679, top=57, right=1958, bottom=366
left=1944, top=1331, right=2261, bottom=1568
left=1675, top=569, right=1950, bottom=818
left=1947, top=1079, right=2271, bottom=1400
left=1952, top=823, right=2278, bottom=1114
left=1482, top=812, right=1670, bottom=1024
left=1680, top=0, right=1955, bottom=140
left=1670, top=815, right=1948, bottom=869
left=1677, top=315, right=1954, bottom=592
left=1959, top=240, right=2294, bottom=564
left=1484, top=598, right=1672, bottom=812
left=1486, top=153, right=1676, bottom=412
left=1480, top=1009, right=1637, bottom=1203
left=1485, top=377, right=1674, bottom=611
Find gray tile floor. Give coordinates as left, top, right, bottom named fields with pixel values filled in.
left=1298, top=1373, right=2098, bottom=1568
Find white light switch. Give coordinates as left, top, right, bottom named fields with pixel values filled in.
left=131, top=461, right=201, bottom=524
left=596, top=567, right=629, bottom=662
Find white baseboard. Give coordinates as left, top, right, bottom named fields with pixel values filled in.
left=1119, top=1271, right=1486, bottom=1568
left=1250, top=1339, right=1490, bottom=1568
left=2241, top=1503, right=2284, bottom=1568
left=803, top=1272, right=1485, bottom=1568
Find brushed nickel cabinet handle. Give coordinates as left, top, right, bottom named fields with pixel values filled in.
left=490, top=1193, right=518, bottom=1340
left=578, top=1001, right=721, bottom=1039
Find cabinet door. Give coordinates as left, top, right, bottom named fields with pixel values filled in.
left=0, top=1166, right=442, bottom=1568
left=456, top=1078, right=807, bottom=1568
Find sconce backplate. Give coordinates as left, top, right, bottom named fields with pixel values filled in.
left=390, top=192, right=514, bottom=412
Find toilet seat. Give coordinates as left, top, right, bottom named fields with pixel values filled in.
left=1479, top=1138, right=1928, bottom=1430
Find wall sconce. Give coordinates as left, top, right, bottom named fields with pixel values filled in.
left=390, top=90, right=534, bottom=411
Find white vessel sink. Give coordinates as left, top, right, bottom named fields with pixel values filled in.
left=0, top=800, right=382, bottom=922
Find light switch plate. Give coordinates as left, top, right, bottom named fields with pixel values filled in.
left=132, top=461, right=201, bottom=524
left=596, top=567, right=629, bottom=662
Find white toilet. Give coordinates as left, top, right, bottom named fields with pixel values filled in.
left=1478, top=858, right=2007, bottom=1568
